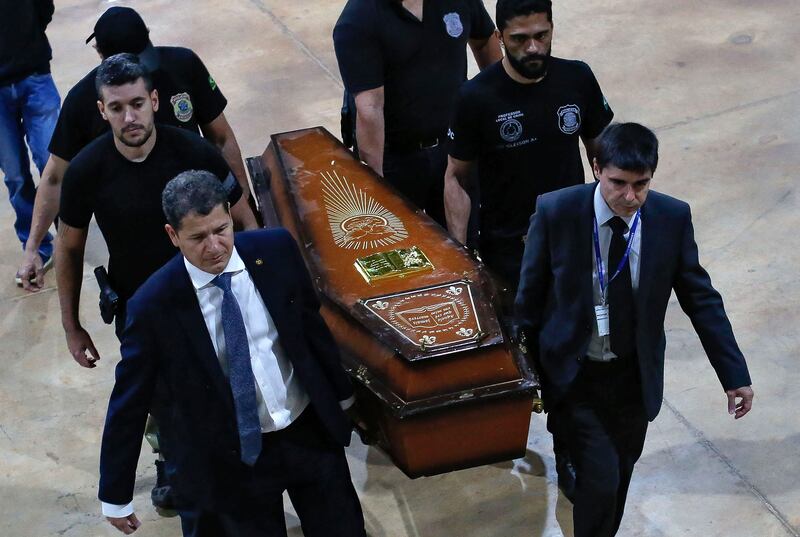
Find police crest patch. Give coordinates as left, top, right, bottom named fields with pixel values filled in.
left=500, top=118, right=522, bottom=142
left=443, top=13, right=463, bottom=38
left=170, top=92, right=194, bottom=123
left=557, top=104, right=581, bottom=134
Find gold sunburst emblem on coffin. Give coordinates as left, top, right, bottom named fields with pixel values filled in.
left=320, top=170, right=408, bottom=249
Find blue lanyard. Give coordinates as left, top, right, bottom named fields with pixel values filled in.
left=593, top=211, right=640, bottom=303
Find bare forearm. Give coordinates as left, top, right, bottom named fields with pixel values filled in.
left=25, top=157, right=65, bottom=253
left=582, top=136, right=601, bottom=172
left=218, top=136, right=250, bottom=202
left=56, top=236, right=86, bottom=332
left=444, top=175, right=471, bottom=244
left=355, top=109, right=385, bottom=175
left=230, top=197, right=258, bottom=230
left=470, top=36, right=503, bottom=71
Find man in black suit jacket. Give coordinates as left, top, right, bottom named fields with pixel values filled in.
left=98, top=170, right=366, bottom=536
left=515, top=123, right=753, bottom=537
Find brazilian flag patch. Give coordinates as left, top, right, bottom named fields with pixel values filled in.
left=209, top=75, right=217, bottom=91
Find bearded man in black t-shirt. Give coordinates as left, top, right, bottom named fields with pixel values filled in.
left=445, top=0, right=614, bottom=304
left=56, top=55, right=255, bottom=533
left=17, top=6, right=256, bottom=291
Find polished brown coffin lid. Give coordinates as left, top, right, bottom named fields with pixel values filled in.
left=254, top=127, right=505, bottom=361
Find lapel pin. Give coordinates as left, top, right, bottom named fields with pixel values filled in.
left=255, top=258, right=264, bottom=266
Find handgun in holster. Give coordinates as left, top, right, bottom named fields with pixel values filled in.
left=94, top=266, right=119, bottom=325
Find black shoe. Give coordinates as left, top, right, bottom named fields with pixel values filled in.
left=152, top=460, right=178, bottom=516
left=555, top=451, right=576, bottom=503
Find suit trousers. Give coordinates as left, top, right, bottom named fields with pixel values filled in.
left=188, top=408, right=366, bottom=537
left=548, top=357, right=649, bottom=537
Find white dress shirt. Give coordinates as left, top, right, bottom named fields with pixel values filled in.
left=186, top=247, right=310, bottom=433
left=586, top=186, right=643, bottom=361
left=103, top=246, right=353, bottom=518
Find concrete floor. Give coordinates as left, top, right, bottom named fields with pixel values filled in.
left=1, top=0, right=798, bottom=535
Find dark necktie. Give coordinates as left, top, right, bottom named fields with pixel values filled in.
left=212, top=272, right=262, bottom=466
left=607, top=216, right=636, bottom=359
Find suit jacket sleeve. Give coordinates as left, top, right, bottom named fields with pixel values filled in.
left=673, top=206, right=752, bottom=390
left=514, top=196, right=552, bottom=365
left=98, top=295, right=158, bottom=505
left=283, top=232, right=354, bottom=402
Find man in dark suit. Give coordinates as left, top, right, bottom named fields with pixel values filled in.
left=515, top=122, right=754, bottom=537
left=98, top=170, right=367, bottom=536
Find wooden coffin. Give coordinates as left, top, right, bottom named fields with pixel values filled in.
left=246, top=127, right=539, bottom=478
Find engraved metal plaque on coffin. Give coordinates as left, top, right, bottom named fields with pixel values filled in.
left=358, top=280, right=503, bottom=361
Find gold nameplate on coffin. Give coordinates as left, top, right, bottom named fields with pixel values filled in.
left=361, top=281, right=484, bottom=354
left=355, top=246, right=434, bottom=283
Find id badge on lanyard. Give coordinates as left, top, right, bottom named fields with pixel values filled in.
left=592, top=211, right=640, bottom=337
left=594, top=304, right=610, bottom=336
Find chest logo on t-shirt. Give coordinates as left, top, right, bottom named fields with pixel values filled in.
left=557, top=104, right=581, bottom=134
left=170, top=92, right=194, bottom=123
left=497, top=111, right=524, bottom=143
left=443, top=13, right=464, bottom=38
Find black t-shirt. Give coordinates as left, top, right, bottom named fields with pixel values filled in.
left=0, top=0, right=53, bottom=85
left=49, top=46, right=227, bottom=161
left=60, top=125, right=242, bottom=301
left=333, top=0, right=494, bottom=147
left=448, top=58, right=614, bottom=240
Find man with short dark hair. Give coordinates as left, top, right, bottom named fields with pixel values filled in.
left=445, top=0, right=613, bottom=303
left=56, top=54, right=254, bottom=529
left=56, top=54, right=252, bottom=358
left=515, top=122, right=754, bottom=537
left=99, top=170, right=367, bottom=537
left=17, top=5, right=255, bottom=290
left=333, top=0, right=502, bottom=226
left=1, top=0, right=60, bottom=281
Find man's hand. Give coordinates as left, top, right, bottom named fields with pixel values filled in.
left=107, top=514, right=141, bottom=534
left=726, top=385, right=754, bottom=419
left=18, top=251, right=45, bottom=291
left=66, top=327, right=100, bottom=368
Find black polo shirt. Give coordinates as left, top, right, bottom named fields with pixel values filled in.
left=449, top=58, right=614, bottom=241
left=333, top=0, right=495, bottom=148
left=60, top=125, right=241, bottom=301
left=49, top=46, right=227, bottom=162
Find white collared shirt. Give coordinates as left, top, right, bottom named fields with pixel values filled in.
left=104, top=247, right=318, bottom=518
left=586, top=186, right=643, bottom=361
left=184, top=247, right=311, bottom=433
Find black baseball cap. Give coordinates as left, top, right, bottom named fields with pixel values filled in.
left=86, top=7, right=160, bottom=70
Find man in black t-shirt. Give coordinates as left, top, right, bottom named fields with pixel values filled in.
left=57, top=54, right=253, bottom=366
left=17, top=6, right=255, bottom=291
left=445, top=0, right=614, bottom=304
left=56, top=56, right=253, bottom=533
left=333, top=0, right=502, bottom=226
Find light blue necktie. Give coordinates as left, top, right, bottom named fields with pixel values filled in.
left=212, top=272, right=262, bottom=466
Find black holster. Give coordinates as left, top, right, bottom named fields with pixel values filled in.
left=94, top=266, right=119, bottom=325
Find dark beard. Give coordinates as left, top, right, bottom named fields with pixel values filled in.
left=506, top=49, right=551, bottom=80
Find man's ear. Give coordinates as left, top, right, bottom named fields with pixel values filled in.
left=495, top=28, right=503, bottom=49
left=592, top=158, right=600, bottom=178
left=165, top=223, right=180, bottom=247
left=151, top=89, right=159, bottom=113
left=97, top=100, right=107, bottom=121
